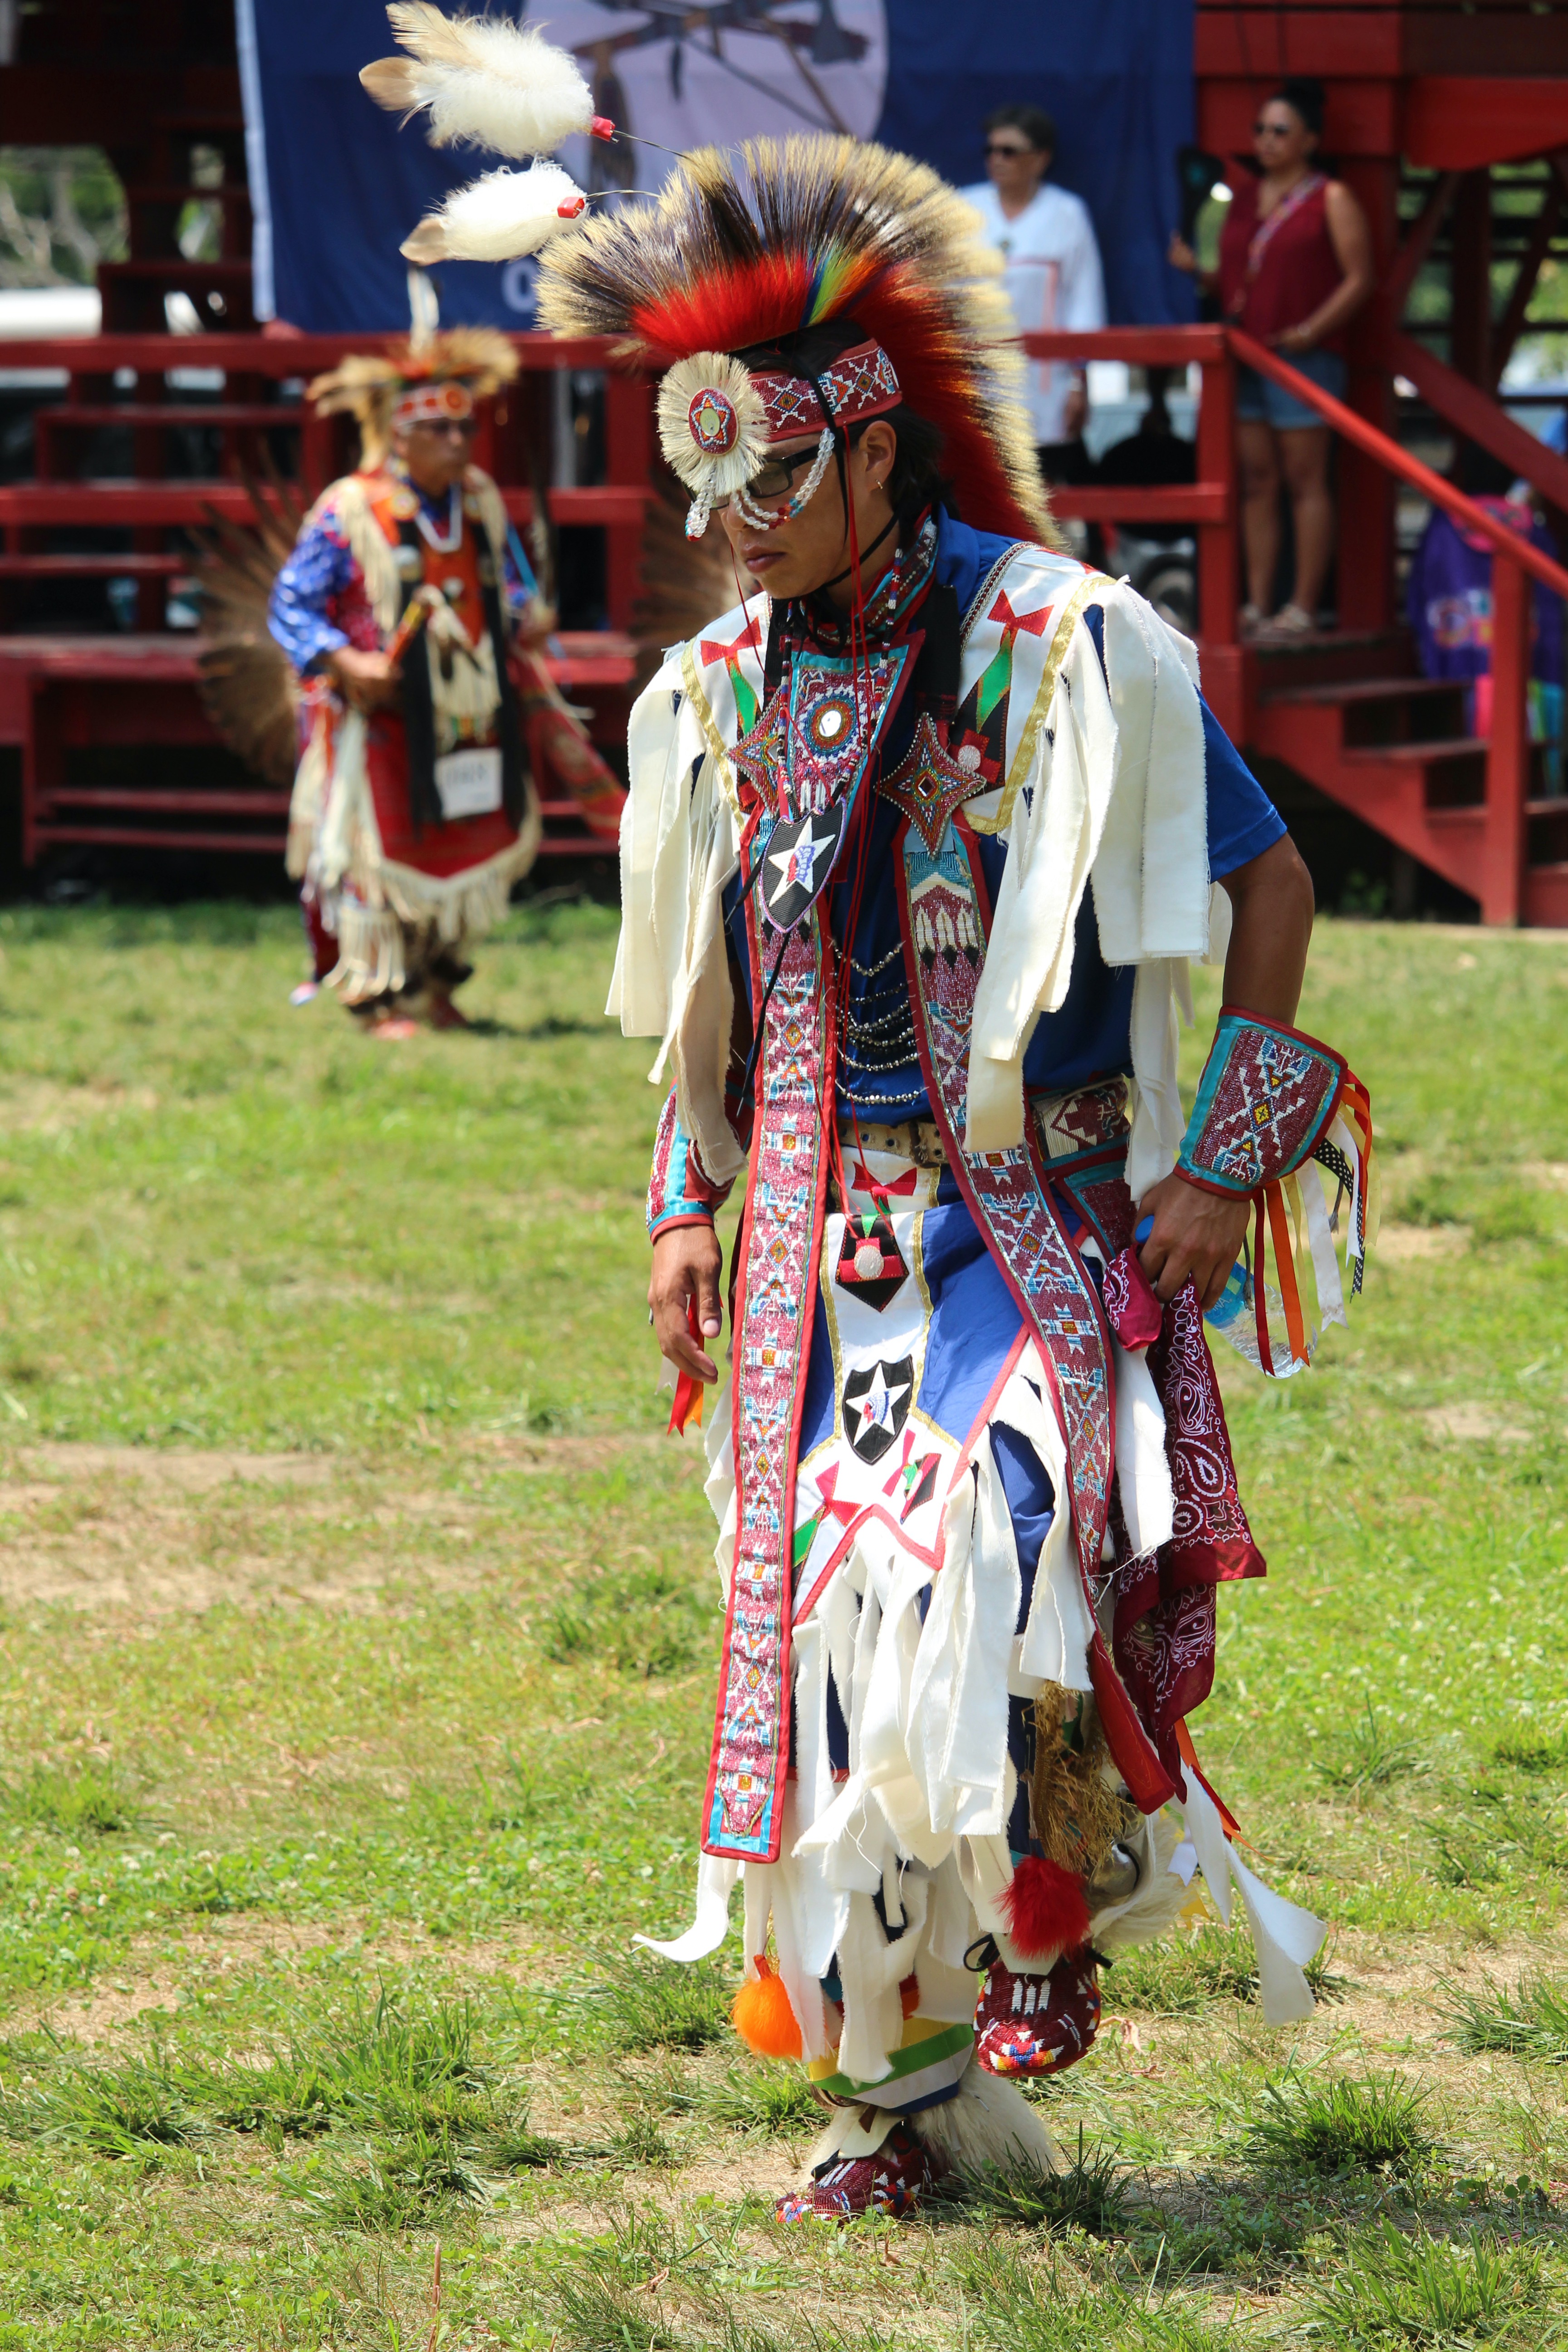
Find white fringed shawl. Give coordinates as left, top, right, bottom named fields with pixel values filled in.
left=608, top=551, right=1225, bottom=1202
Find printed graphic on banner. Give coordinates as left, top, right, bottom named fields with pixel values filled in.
left=542, top=0, right=889, bottom=192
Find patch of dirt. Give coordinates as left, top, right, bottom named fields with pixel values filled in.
left=1423, top=1401, right=1531, bottom=1444
left=462, top=1431, right=676, bottom=1474
left=6, top=1913, right=571, bottom=2043
left=0, top=1078, right=160, bottom=1135
left=0, top=1436, right=686, bottom=1616
left=1378, top=1223, right=1470, bottom=1262
left=1521, top=1161, right=1568, bottom=1191
left=12, top=1444, right=334, bottom=1493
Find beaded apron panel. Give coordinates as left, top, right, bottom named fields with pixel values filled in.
left=701, top=643, right=915, bottom=1862
left=895, top=807, right=1177, bottom=1813
left=895, top=813, right=1112, bottom=1591
left=699, top=911, right=832, bottom=1858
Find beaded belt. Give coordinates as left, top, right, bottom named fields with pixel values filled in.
left=841, top=1076, right=1132, bottom=1174
left=842, top=1114, right=946, bottom=1166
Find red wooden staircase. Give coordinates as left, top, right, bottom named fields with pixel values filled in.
left=1039, top=318, right=1568, bottom=927
left=1250, top=626, right=1568, bottom=928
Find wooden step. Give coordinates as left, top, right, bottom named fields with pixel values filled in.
left=1263, top=675, right=1463, bottom=710
left=0, top=555, right=192, bottom=580
left=36, top=406, right=301, bottom=430
left=1252, top=628, right=1416, bottom=693
left=1340, top=734, right=1483, bottom=762
left=98, top=261, right=254, bottom=289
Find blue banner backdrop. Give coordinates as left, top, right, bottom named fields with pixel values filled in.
left=237, top=0, right=1193, bottom=334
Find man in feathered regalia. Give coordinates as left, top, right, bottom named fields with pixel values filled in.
left=362, top=7, right=1376, bottom=2222
left=267, top=331, right=622, bottom=1032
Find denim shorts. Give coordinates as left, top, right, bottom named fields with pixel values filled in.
left=1235, top=345, right=1346, bottom=431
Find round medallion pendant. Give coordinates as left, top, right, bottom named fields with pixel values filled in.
left=688, top=387, right=740, bottom=455
left=808, top=696, right=854, bottom=750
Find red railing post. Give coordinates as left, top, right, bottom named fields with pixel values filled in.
left=602, top=363, right=651, bottom=635
left=1195, top=338, right=1243, bottom=740
left=1482, top=552, right=1529, bottom=928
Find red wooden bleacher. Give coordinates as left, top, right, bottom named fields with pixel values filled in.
left=0, top=331, right=651, bottom=867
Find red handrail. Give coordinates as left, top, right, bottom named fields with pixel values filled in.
left=1228, top=327, right=1568, bottom=603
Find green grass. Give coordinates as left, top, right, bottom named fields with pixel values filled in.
left=1242, top=2071, right=1437, bottom=2179
left=0, top=905, right=1563, bottom=2344
left=1444, top=1972, right=1568, bottom=2065
left=1304, top=2221, right=1558, bottom=2349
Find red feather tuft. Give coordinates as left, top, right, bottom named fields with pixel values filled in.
left=998, top=1855, right=1091, bottom=1959
left=630, top=254, right=814, bottom=370
left=731, top=1953, right=803, bottom=2059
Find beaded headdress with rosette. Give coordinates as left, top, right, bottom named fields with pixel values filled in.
left=535, top=135, right=1052, bottom=547
left=306, top=328, right=518, bottom=471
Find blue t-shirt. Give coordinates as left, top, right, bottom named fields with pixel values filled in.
left=727, top=512, right=1285, bottom=1118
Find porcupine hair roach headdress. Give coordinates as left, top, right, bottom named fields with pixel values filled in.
left=534, top=136, right=1053, bottom=547
left=307, top=327, right=518, bottom=472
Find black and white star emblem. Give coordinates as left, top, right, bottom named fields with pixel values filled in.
left=842, top=1356, right=915, bottom=1464
left=761, top=805, right=845, bottom=930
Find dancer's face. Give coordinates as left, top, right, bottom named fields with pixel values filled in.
left=396, top=416, right=476, bottom=498
left=718, top=420, right=898, bottom=607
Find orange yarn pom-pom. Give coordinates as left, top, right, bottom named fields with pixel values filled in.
left=730, top=1954, right=803, bottom=2059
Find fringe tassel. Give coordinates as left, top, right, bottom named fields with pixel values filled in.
left=1244, top=1062, right=1377, bottom=1379
left=287, top=709, right=331, bottom=882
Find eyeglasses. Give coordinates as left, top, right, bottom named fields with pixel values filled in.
left=708, top=443, right=823, bottom=514
left=985, top=141, right=1039, bottom=158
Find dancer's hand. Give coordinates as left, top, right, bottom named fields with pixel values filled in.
left=329, top=646, right=402, bottom=711
left=650, top=1223, right=724, bottom=1384
left=1137, top=1172, right=1252, bottom=1312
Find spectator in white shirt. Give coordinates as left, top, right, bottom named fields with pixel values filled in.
left=961, top=106, right=1107, bottom=487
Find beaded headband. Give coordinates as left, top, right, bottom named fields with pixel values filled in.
left=392, top=379, right=476, bottom=431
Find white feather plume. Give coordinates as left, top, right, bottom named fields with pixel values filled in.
left=362, top=5, right=593, bottom=158
left=402, top=162, right=586, bottom=263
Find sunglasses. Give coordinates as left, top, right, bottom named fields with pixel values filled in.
left=706, top=442, right=823, bottom=516
left=986, top=140, right=1039, bottom=157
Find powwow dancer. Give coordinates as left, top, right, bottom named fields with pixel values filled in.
left=360, top=8, right=1377, bottom=2222
left=539, top=138, right=1379, bottom=2220
left=268, top=331, right=623, bottom=1032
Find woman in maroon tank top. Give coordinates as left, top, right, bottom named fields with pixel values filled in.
left=1171, top=78, right=1372, bottom=638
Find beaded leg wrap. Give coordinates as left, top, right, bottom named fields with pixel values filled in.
left=974, top=1948, right=1101, bottom=2079
left=775, top=2119, right=943, bottom=2225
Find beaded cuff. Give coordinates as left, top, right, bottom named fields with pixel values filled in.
left=647, top=1088, right=733, bottom=1240
left=1177, top=1009, right=1346, bottom=1200
left=1177, top=1008, right=1375, bottom=1380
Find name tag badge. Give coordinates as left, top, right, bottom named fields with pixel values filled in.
left=433, top=746, right=503, bottom=820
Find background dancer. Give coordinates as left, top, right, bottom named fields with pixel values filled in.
left=259, top=331, right=622, bottom=1033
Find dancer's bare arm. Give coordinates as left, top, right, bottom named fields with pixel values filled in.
left=1138, top=833, right=1314, bottom=1308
